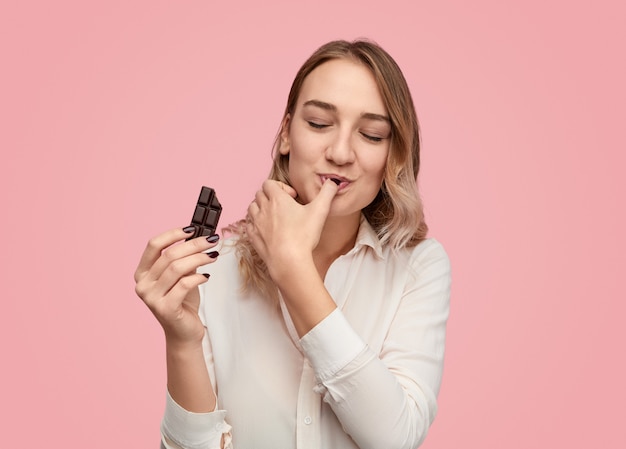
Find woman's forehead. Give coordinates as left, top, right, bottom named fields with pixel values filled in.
left=296, top=59, right=387, bottom=117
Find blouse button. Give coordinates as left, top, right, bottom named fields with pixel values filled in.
left=304, top=416, right=312, bottom=425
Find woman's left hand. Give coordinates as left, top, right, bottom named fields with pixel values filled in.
left=246, top=179, right=338, bottom=281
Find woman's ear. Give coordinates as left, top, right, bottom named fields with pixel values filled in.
left=278, top=114, right=291, bottom=155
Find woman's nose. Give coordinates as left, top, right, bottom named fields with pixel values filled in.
left=325, top=129, right=355, bottom=165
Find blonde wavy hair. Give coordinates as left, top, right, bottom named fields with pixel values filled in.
left=224, top=39, right=428, bottom=302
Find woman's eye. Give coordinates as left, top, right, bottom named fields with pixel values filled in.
left=361, top=132, right=384, bottom=143
left=307, top=121, right=329, bottom=129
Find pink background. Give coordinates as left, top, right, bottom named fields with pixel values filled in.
left=2, top=0, right=624, bottom=447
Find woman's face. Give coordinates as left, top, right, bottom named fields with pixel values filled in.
left=281, top=58, right=391, bottom=220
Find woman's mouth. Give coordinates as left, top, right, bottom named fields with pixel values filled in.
left=320, top=174, right=351, bottom=190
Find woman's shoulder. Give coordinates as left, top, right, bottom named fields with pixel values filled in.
left=405, top=238, right=451, bottom=271
left=410, top=237, right=448, bottom=255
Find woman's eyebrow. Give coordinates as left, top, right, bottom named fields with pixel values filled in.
left=361, top=112, right=390, bottom=123
left=303, top=99, right=336, bottom=111
left=303, top=99, right=390, bottom=123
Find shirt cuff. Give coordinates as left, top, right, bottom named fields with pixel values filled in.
left=299, top=308, right=366, bottom=381
left=161, top=390, right=230, bottom=449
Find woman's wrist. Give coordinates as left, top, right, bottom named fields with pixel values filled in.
left=267, top=249, right=315, bottom=286
left=165, top=335, right=205, bottom=357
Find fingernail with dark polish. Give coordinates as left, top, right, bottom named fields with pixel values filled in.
left=207, top=251, right=219, bottom=258
left=206, top=234, right=220, bottom=243
left=183, top=225, right=195, bottom=233
left=202, top=273, right=210, bottom=279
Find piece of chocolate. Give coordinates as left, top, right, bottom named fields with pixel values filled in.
left=186, top=186, right=222, bottom=240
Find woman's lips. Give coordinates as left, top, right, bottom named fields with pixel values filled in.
left=320, top=174, right=351, bottom=190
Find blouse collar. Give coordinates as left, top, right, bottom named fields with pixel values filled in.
left=347, top=215, right=384, bottom=260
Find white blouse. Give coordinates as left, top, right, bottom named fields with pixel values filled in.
left=161, top=217, right=451, bottom=449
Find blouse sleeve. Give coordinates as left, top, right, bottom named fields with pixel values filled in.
left=299, top=240, right=451, bottom=449
left=160, top=391, right=231, bottom=449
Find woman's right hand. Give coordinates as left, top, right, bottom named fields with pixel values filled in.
left=134, top=227, right=220, bottom=346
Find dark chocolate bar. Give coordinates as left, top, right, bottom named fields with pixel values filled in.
left=186, top=186, right=222, bottom=240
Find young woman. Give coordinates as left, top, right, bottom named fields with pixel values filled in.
left=135, top=39, right=451, bottom=449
